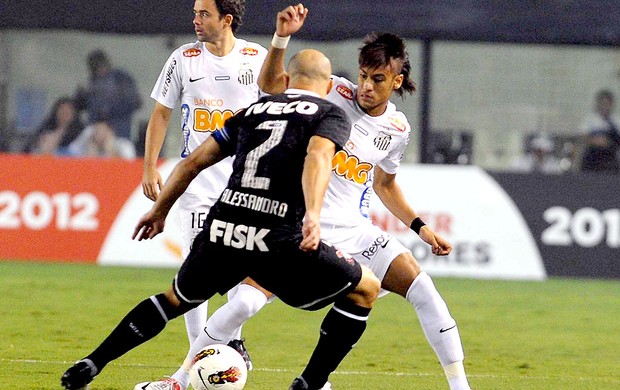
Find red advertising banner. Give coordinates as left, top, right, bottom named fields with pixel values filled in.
left=0, top=154, right=143, bottom=263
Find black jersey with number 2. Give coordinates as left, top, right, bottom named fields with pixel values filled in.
left=210, top=91, right=351, bottom=241
left=176, top=91, right=360, bottom=305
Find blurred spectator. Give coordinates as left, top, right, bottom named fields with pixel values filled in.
left=74, top=49, right=142, bottom=142
left=580, top=89, right=620, bottom=173
left=68, top=121, right=136, bottom=159
left=26, top=97, right=84, bottom=155
left=511, top=134, right=563, bottom=174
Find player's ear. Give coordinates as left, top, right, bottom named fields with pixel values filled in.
left=393, top=74, right=403, bottom=91
left=222, top=14, right=233, bottom=29
left=325, top=79, right=333, bottom=95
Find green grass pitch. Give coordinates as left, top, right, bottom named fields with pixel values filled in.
left=1, top=261, right=619, bottom=389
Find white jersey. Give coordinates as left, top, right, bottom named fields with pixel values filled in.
left=321, top=75, right=411, bottom=227
left=151, top=39, right=267, bottom=198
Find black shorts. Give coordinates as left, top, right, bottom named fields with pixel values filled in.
left=174, top=229, right=362, bottom=311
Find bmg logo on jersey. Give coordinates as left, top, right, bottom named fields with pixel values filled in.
left=210, top=219, right=270, bottom=252
left=194, top=108, right=236, bottom=132
left=332, top=149, right=373, bottom=185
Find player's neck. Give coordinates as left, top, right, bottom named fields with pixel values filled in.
left=360, top=101, right=388, bottom=117
left=205, top=32, right=236, bottom=57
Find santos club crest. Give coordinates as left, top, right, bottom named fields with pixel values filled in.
left=373, top=132, right=392, bottom=151
left=238, top=62, right=254, bottom=85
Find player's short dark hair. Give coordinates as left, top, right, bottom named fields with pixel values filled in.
left=359, top=32, right=416, bottom=97
left=214, top=0, right=246, bottom=33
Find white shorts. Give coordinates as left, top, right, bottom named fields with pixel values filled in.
left=178, top=191, right=218, bottom=259
left=321, top=222, right=409, bottom=282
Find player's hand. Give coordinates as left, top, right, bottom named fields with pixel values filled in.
left=419, top=227, right=452, bottom=256
left=142, top=167, right=163, bottom=201
left=276, top=4, right=308, bottom=38
left=300, top=211, right=320, bottom=252
left=133, top=209, right=166, bottom=240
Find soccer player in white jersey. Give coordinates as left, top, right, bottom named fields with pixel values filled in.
left=137, top=1, right=266, bottom=389
left=140, top=5, right=472, bottom=390
left=258, top=8, right=472, bottom=389
left=262, top=12, right=472, bottom=389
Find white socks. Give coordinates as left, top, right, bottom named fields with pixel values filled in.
left=206, top=283, right=268, bottom=342
left=183, top=300, right=208, bottom=345
left=406, top=272, right=470, bottom=390
left=172, top=284, right=269, bottom=389
left=178, top=275, right=470, bottom=389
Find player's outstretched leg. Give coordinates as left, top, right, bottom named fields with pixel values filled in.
left=406, top=271, right=471, bottom=390
left=385, top=252, right=471, bottom=390
left=219, top=281, right=272, bottom=370
left=183, top=300, right=208, bottom=344
left=61, top=293, right=189, bottom=390
left=135, top=283, right=270, bottom=390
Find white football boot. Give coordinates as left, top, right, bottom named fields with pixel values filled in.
left=133, top=377, right=181, bottom=390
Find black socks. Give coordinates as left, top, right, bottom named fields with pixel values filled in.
left=300, top=301, right=371, bottom=389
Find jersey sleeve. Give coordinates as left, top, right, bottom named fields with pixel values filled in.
left=212, top=110, right=244, bottom=156
left=149, top=50, right=183, bottom=109
left=314, top=104, right=351, bottom=150
left=378, top=117, right=411, bottom=174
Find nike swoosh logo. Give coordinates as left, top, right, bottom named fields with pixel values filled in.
left=189, top=76, right=206, bottom=82
left=140, top=384, right=150, bottom=390
left=439, top=324, right=457, bottom=333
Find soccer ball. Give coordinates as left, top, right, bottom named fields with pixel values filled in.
left=189, top=344, right=248, bottom=390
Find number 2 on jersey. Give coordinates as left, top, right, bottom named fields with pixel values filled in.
left=241, top=120, right=287, bottom=190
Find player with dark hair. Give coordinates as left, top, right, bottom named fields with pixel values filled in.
left=256, top=7, right=472, bottom=389
left=210, top=0, right=246, bottom=32
left=140, top=1, right=266, bottom=386
left=60, top=48, right=381, bottom=390
left=155, top=5, right=472, bottom=390
left=357, top=32, right=416, bottom=99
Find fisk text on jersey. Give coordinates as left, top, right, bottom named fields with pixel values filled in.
left=209, top=219, right=269, bottom=252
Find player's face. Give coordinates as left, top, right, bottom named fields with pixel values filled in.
left=193, top=0, right=226, bottom=43
left=356, top=64, right=404, bottom=117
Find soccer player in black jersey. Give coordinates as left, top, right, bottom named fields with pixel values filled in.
left=61, top=49, right=381, bottom=390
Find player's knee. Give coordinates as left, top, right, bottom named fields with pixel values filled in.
left=408, top=253, right=422, bottom=274
left=383, top=252, right=422, bottom=297
left=350, top=266, right=380, bottom=308
left=232, top=284, right=269, bottom=316
left=162, top=288, right=200, bottom=317
left=397, top=251, right=422, bottom=275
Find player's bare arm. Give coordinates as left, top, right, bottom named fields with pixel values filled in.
left=373, top=165, right=452, bottom=256
left=300, top=135, right=336, bottom=252
left=134, top=137, right=227, bottom=241
left=142, top=102, right=173, bottom=201
left=257, top=4, right=308, bottom=94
